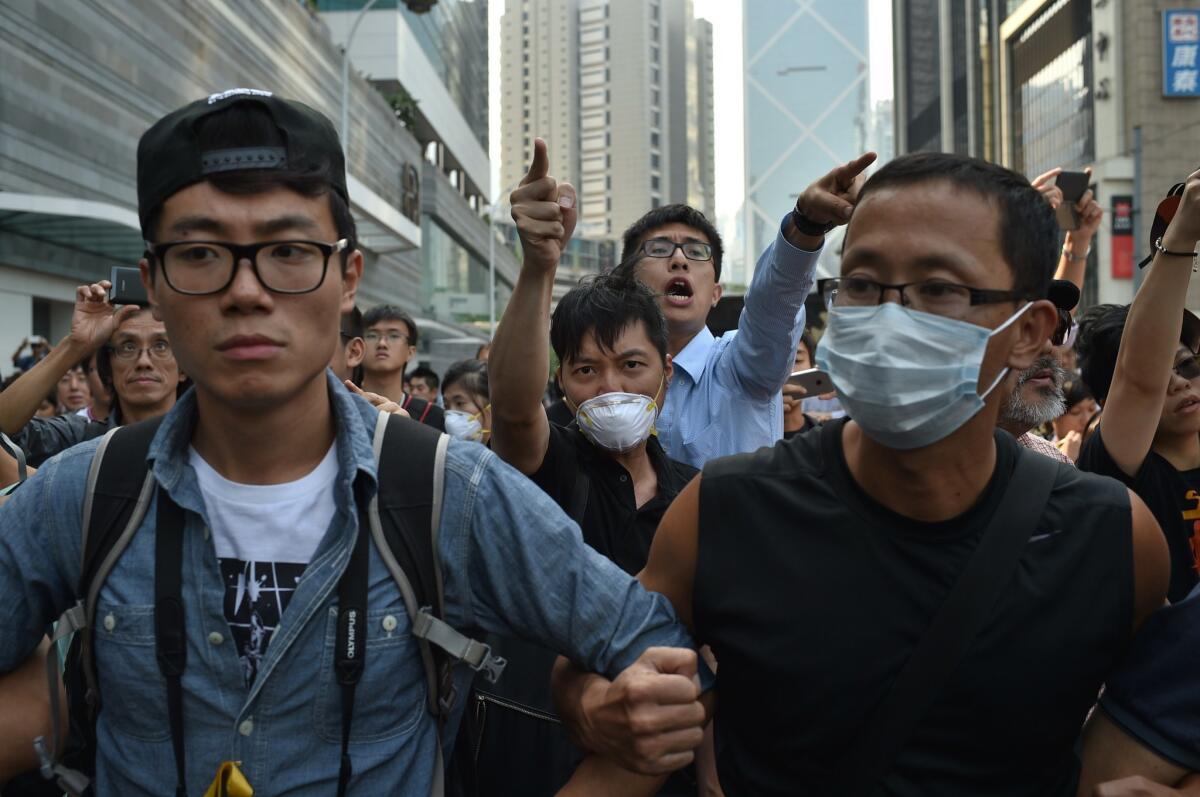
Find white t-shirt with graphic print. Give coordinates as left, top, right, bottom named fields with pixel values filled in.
left=189, top=444, right=338, bottom=686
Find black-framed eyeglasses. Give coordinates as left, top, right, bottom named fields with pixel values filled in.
left=105, top=339, right=173, bottom=361
left=818, top=277, right=1027, bottom=319
left=1175, top=353, right=1200, bottom=380
left=640, top=238, right=713, bottom=261
left=145, top=239, right=349, bottom=296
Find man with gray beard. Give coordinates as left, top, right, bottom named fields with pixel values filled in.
left=997, top=280, right=1079, bottom=464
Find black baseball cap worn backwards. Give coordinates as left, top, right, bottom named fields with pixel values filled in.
left=136, top=88, right=348, bottom=235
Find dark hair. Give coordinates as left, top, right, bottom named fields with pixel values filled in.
left=363, top=305, right=419, bottom=347
left=1063, top=379, right=1094, bottom=410
left=619, top=204, right=725, bottom=282
left=798, top=330, right=817, bottom=362
left=442, top=359, right=489, bottom=401
left=341, top=305, right=364, bottom=339
left=551, top=273, right=669, bottom=366
left=141, top=103, right=357, bottom=261
left=855, top=152, right=1057, bottom=301
left=409, top=365, right=440, bottom=390
left=1075, top=303, right=1128, bottom=402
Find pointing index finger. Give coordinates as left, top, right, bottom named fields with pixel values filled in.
left=522, top=138, right=549, bottom=185
left=834, top=152, right=878, bottom=188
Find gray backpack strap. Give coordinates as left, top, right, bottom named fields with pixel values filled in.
left=0, top=430, right=27, bottom=485
left=365, top=411, right=503, bottom=797
left=36, top=424, right=158, bottom=795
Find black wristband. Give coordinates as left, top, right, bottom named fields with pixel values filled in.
left=1155, top=237, right=1198, bottom=259
left=790, top=206, right=837, bottom=237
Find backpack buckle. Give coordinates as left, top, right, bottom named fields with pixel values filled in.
left=474, top=649, right=507, bottom=684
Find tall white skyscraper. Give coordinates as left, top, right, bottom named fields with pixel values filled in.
left=742, top=0, right=869, bottom=281
left=501, top=0, right=716, bottom=241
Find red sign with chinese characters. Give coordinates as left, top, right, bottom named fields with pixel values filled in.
left=1112, top=195, right=1134, bottom=279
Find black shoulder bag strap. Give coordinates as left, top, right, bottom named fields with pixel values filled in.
left=838, top=448, right=1060, bottom=796
left=154, top=487, right=188, bottom=797
left=335, top=508, right=371, bottom=797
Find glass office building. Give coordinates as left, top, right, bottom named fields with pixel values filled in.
left=742, top=0, right=869, bottom=282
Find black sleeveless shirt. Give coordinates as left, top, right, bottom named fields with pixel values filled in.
left=694, top=420, right=1134, bottom=797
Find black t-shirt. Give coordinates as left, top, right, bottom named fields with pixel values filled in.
left=399, top=393, right=445, bottom=432
left=529, top=422, right=698, bottom=573
left=1100, top=581, right=1200, bottom=773
left=1077, top=427, right=1200, bottom=602
left=695, top=419, right=1134, bottom=796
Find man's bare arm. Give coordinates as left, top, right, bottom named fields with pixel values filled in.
left=490, top=138, right=576, bottom=476
left=0, top=638, right=65, bottom=785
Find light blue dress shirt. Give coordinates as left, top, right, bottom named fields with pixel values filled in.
left=656, top=216, right=821, bottom=468
left=0, top=373, right=700, bottom=796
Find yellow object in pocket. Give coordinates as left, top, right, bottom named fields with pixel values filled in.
left=203, top=761, right=254, bottom=797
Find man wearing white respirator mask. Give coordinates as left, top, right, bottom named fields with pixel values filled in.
left=481, top=139, right=706, bottom=796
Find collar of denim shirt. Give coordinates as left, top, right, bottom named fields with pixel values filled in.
left=146, top=369, right=382, bottom=515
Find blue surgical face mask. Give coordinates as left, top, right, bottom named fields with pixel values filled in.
left=815, top=301, right=1031, bottom=450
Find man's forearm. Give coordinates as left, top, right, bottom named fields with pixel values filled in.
left=489, top=266, right=555, bottom=471
left=0, top=337, right=89, bottom=435
left=557, top=755, right=669, bottom=796
left=723, top=218, right=820, bottom=398
left=552, top=655, right=611, bottom=752
left=0, top=638, right=64, bottom=784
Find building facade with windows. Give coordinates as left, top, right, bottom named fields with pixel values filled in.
left=893, top=0, right=1200, bottom=309
left=500, top=0, right=715, bottom=243
left=0, top=0, right=441, bottom=379
left=320, top=0, right=523, bottom=369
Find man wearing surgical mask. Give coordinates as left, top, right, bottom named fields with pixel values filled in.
left=551, top=152, right=1171, bottom=796
left=482, top=139, right=702, bottom=796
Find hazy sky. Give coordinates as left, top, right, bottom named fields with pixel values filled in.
left=487, top=0, right=893, bottom=225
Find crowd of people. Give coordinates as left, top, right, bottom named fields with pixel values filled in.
left=1, top=88, right=1199, bottom=797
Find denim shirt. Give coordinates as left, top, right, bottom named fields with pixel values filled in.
left=655, top=215, right=820, bottom=468
left=0, top=373, right=700, bottom=795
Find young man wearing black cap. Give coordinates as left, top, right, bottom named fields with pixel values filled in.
left=0, top=90, right=706, bottom=795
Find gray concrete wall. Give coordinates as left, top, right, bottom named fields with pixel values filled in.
left=0, top=0, right=426, bottom=312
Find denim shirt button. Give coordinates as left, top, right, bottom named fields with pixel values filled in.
left=102, top=613, right=115, bottom=632
left=208, top=631, right=224, bottom=646
left=239, top=718, right=254, bottom=736
left=382, top=615, right=398, bottom=633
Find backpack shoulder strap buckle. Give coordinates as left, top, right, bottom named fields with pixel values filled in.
left=411, top=608, right=508, bottom=684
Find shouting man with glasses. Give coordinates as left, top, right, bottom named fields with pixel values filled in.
left=0, top=282, right=186, bottom=468
left=552, top=152, right=1169, bottom=796
left=0, top=91, right=711, bottom=796
left=611, top=152, right=877, bottom=467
